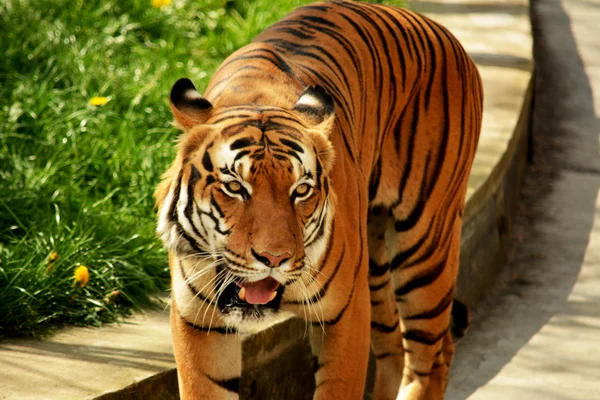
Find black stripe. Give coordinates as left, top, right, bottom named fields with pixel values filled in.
left=298, top=14, right=339, bottom=30
left=280, top=138, right=304, bottom=153
left=394, top=258, right=445, bottom=299
left=264, top=38, right=353, bottom=119
left=189, top=164, right=202, bottom=187
left=403, top=328, right=448, bottom=346
left=407, top=367, right=432, bottom=377
left=395, top=195, right=454, bottom=271
left=317, top=213, right=364, bottom=326
left=398, top=9, right=427, bottom=71
left=169, top=171, right=206, bottom=253
left=184, top=167, right=210, bottom=246
left=315, top=158, right=323, bottom=183
left=288, top=18, right=363, bottom=97
left=394, top=96, right=420, bottom=207
left=280, top=26, right=314, bottom=40
left=297, top=4, right=330, bottom=12
left=223, top=253, right=245, bottom=269
left=264, top=121, right=303, bottom=137
left=369, top=157, right=382, bottom=201
left=421, top=20, right=451, bottom=197
left=202, top=151, right=213, bottom=172
left=179, top=262, right=212, bottom=303
left=233, top=149, right=251, bottom=163
left=224, top=247, right=245, bottom=260
left=205, top=374, right=240, bottom=394
left=371, top=320, right=399, bottom=333
left=303, top=199, right=329, bottom=247
left=404, top=285, right=454, bottom=320
left=304, top=210, right=328, bottom=248
left=168, top=170, right=183, bottom=222
left=342, top=1, right=394, bottom=142
left=390, top=233, right=427, bottom=271
left=369, top=259, right=389, bottom=277
left=198, top=207, right=231, bottom=236
left=369, top=279, right=390, bottom=291
left=377, top=5, right=410, bottom=88
left=321, top=281, right=354, bottom=326
left=394, top=153, right=430, bottom=232
left=183, top=318, right=236, bottom=335
left=230, top=137, right=256, bottom=151
left=375, top=352, right=401, bottom=360
left=406, top=13, right=437, bottom=108
left=210, top=195, right=224, bottom=218
left=285, top=239, right=342, bottom=305
left=272, top=148, right=302, bottom=163
left=221, top=122, right=257, bottom=137
left=221, top=50, right=293, bottom=77
left=210, top=114, right=253, bottom=125
left=394, top=225, right=452, bottom=300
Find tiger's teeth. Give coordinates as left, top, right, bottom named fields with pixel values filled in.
left=238, top=287, right=246, bottom=302
left=269, top=291, right=277, bottom=302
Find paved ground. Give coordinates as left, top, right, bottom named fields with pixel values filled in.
left=0, top=310, right=174, bottom=399
left=447, top=0, right=600, bottom=399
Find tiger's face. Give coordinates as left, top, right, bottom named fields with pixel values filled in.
left=156, top=79, right=336, bottom=327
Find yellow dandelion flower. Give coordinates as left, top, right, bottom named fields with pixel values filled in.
left=151, top=0, right=172, bottom=8
left=74, top=265, right=90, bottom=288
left=49, top=251, right=59, bottom=262
left=89, top=96, right=109, bottom=107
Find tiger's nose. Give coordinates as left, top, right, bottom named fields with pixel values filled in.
left=252, top=249, right=293, bottom=268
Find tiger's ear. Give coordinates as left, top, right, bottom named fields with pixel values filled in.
left=293, top=85, right=335, bottom=135
left=170, top=78, right=213, bottom=130
left=293, top=86, right=336, bottom=174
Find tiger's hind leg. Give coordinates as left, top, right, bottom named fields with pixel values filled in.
left=368, top=207, right=404, bottom=400
left=390, top=210, right=463, bottom=400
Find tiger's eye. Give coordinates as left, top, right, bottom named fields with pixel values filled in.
left=295, top=184, right=309, bottom=196
left=226, top=181, right=242, bottom=192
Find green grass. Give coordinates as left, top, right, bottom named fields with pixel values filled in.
left=0, top=0, right=403, bottom=338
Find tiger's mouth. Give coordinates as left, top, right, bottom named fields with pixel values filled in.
left=216, top=267, right=285, bottom=315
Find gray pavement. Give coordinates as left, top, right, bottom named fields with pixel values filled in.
left=0, top=310, right=175, bottom=400
left=447, top=0, right=600, bottom=398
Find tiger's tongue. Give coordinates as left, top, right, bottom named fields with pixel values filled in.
left=241, top=278, right=280, bottom=305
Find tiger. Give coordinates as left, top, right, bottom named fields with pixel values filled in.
left=154, top=0, right=482, bottom=399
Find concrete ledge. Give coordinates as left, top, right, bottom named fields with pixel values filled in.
left=0, top=1, right=534, bottom=399
left=457, top=76, right=533, bottom=308
left=94, top=369, right=178, bottom=400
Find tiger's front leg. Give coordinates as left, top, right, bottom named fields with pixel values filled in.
left=171, top=302, right=242, bottom=400
left=309, top=277, right=372, bottom=400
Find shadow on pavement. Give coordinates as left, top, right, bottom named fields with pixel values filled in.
left=0, top=340, right=173, bottom=373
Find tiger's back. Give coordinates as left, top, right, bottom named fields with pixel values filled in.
left=157, top=1, right=482, bottom=399
left=205, top=1, right=482, bottom=183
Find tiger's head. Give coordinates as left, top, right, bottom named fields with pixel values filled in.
left=156, top=78, right=336, bottom=327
